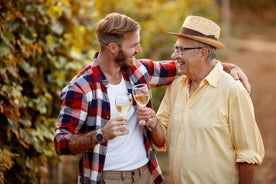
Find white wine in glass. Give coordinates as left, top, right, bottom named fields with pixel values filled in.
left=115, top=92, right=132, bottom=133
left=116, top=102, right=132, bottom=117
left=115, top=92, right=132, bottom=117
left=132, top=84, right=150, bottom=107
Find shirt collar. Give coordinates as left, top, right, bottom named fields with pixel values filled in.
left=180, top=60, right=223, bottom=88
left=91, top=52, right=109, bottom=86
left=91, top=52, right=134, bottom=87
left=204, top=60, right=223, bottom=88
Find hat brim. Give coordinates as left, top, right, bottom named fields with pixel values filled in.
left=168, top=32, right=225, bottom=49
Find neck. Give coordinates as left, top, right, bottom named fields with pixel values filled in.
left=98, top=51, right=122, bottom=85
left=188, top=60, right=216, bottom=96
left=190, top=59, right=216, bottom=82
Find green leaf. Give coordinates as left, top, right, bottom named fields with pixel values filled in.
left=7, top=65, right=19, bottom=78
left=34, top=140, right=44, bottom=153
left=19, top=62, right=37, bottom=77
left=20, top=118, right=32, bottom=128
left=0, top=42, right=10, bottom=56
left=21, top=29, right=34, bottom=44
left=25, top=157, right=34, bottom=169
left=6, top=21, right=20, bottom=32
left=1, top=31, right=14, bottom=45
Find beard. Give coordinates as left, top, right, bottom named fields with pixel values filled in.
left=115, top=49, right=126, bottom=67
left=115, top=49, right=136, bottom=67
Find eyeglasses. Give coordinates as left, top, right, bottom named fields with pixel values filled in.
left=174, top=46, right=204, bottom=55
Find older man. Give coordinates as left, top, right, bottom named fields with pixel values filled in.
left=137, top=15, right=264, bottom=184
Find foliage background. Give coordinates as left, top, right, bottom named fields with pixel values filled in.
left=0, top=0, right=96, bottom=183
left=0, top=0, right=275, bottom=183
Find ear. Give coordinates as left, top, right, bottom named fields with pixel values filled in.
left=107, top=43, right=119, bottom=54
left=200, top=47, right=209, bottom=60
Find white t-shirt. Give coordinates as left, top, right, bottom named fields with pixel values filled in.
left=104, top=77, right=149, bottom=171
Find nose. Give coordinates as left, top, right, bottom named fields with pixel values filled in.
left=136, top=44, right=142, bottom=53
left=171, top=50, right=178, bottom=59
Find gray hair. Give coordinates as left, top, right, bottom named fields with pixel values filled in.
left=194, top=42, right=216, bottom=62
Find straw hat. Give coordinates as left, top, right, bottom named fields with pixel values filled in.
left=168, top=15, right=225, bottom=49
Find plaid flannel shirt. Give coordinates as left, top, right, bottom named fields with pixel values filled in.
left=54, top=52, right=177, bottom=184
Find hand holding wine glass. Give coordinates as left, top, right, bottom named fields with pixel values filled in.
left=115, top=92, right=132, bottom=132
left=133, top=84, right=151, bottom=126
left=132, top=84, right=150, bottom=108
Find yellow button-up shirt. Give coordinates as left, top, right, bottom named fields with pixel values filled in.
left=156, top=61, right=264, bottom=184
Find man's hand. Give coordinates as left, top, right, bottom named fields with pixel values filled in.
left=230, top=66, right=251, bottom=93
left=68, top=116, right=128, bottom=154
left=102, top=116, right=129, bottom=140
left=222, top=62, right=251, bottom=93
left=136, top=107, right=165, bottom=147
left=136, top=107, right=157, bottom=129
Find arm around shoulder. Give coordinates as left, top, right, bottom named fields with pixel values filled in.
left=221, top=61, right=251, bottom=93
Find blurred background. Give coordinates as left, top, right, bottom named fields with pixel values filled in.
left=0, top=0, right=275, bottom=183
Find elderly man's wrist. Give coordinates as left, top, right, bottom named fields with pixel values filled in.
left=147, top=118, right=159, bottom=132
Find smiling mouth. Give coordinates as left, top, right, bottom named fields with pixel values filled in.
left=177, top=62, right=185, bottom=67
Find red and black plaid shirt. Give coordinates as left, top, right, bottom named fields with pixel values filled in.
left=54, top=52, right=177, bottom=183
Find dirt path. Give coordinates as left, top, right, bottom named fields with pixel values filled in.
left=232, top=39, right=276, bottom=53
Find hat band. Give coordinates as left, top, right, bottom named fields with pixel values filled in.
left=181, top=27, right=218, bottom=41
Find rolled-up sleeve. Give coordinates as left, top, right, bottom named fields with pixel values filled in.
left=54, top=84, right=88, bottom=155
left=229, top=86, right=265, bottom=165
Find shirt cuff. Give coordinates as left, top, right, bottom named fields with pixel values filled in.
left=236, top=150, right=264, bottom=165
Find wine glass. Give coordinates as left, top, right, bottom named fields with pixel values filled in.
left=115, top=92, right=132, bottom=132
left=132, top=84, right=151, bottom=126
left=132, top=84, right=150, bottom=108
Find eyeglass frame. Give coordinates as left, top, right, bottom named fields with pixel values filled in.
left=174, top=46, right=204, bottom=55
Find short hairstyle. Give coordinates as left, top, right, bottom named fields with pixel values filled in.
left=96, top=13, right=140, bottom=50
left=194, top=42, right=216, bottom=61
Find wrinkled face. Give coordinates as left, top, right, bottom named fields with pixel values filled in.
left=115, top=30, right=142, bottom=67
left=171, top=37, right=203, bottom=76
